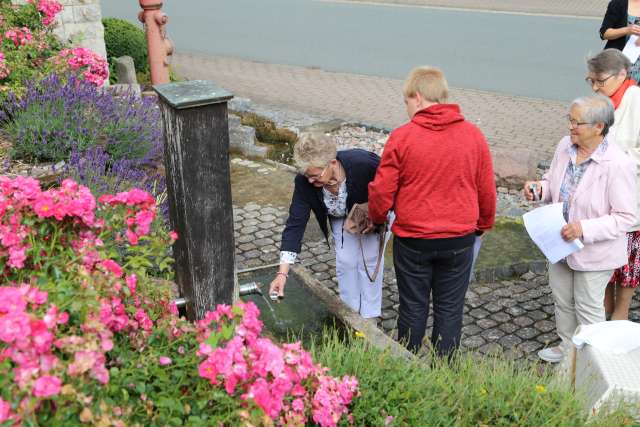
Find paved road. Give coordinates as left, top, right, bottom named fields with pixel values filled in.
left=339, top=0, right=609, bottom=17
left=173, top=52, right=566, bottom=162
left=102, top=0, right=603, bottom=101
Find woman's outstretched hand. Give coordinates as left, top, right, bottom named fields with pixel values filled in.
left=269, top=273, right=287, bottom=300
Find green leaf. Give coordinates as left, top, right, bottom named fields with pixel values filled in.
left=221, top=325, right=233, bottom=341
left=205, top=333, right=219, bottom=349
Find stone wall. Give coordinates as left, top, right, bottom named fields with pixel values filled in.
left=13, top=0, right=107, bottom=59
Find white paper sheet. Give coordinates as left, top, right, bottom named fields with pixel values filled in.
left=573, top=321, right=640, bottom=354
left=623, top=35, right=640, bottom=63
left=522, top=203, right=584, bottom=264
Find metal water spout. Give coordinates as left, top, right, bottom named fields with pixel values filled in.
left=173, top=282, right=261, bottom=314
left=239, top=282, right=263, bottom=296
left=138, top=0, right=173, bottom=84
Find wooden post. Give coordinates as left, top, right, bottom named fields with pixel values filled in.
left=154, top=80, right=235, bottom=320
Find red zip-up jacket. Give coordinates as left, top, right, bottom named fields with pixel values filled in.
left=368, top=104, right=496, bottom=239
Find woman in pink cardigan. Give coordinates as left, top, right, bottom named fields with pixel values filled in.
left=524, top=95, right=637, bottom=363
left=585, top=49, right=640, bottom=321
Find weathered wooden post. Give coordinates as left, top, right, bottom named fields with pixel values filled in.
left=154, top=80, right=236, bottom=320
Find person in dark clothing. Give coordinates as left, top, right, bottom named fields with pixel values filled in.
left=269, top=133, right=391, bottom=319
left=368, top=66, right=496, bottom=356
left=600, top=0, right=640, bottom=82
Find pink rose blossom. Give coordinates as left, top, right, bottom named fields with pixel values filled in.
left=32, top=375, right=62, bottom=397
left=99, top=259, right=123, bottom=278
left=0, top=398, right=13, bottom=422
left=33, top=0, right=63, bottom=26
left=55, top=47, right=108, bottom=86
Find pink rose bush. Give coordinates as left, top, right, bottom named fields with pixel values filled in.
left=4, top=27, right=33, bottom=47
left=0, top=177, right=359, bottom=425
left=0, top=0, right=66, bottom=92
left=54, top=47, right=109, bottom=86
left=0, top=177, right=178, bottom=424
left=29, top=0, right=63, bottom=27
left=197, top=302, right=359, bottom=426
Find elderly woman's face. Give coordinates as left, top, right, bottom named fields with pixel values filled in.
left=304, top=164, right=332, bottom=187
left=586, top=69, right=626, bottom=97
left=567, top=105, right=600, bottom=145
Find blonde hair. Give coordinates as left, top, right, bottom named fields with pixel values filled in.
left=402, top=66, right=449, bottom=103
left=293, top=132, right=337, bottom=173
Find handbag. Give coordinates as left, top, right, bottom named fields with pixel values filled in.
left=344, top=203, right=386, bottom=282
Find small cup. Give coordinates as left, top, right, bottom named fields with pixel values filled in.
left=269, top=291, right=280, bottom=301
left=529, top=183, right=540, bottom=201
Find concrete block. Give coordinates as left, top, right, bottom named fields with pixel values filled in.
left=114, top=56, right=138, bottom=84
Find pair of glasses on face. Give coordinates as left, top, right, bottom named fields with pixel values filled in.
left=304, top=164, right=329, bottom=182
left=566, top=115, right=592, bottom=129
left=584, top=74, right=615, bottom=88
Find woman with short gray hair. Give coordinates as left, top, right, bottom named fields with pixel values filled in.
left=524, top=95, right=637, bottom=363
left=269, top=132, right=391, bottom=320
left=586, top=49, right=640, bottom=321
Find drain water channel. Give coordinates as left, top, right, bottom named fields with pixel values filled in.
left=238, top=266, right=342, bottom=344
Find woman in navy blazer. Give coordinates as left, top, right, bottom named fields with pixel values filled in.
left=269, top=132, right=388, bottom=319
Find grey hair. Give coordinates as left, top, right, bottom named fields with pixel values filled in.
left=293, top=132, right=337, bottom=173
left=586, top=48, right=632, bottom=76
left=570, top=95, right=615, bottom=136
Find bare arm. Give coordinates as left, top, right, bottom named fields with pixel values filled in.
left=604, top=25, right=639, bottom=40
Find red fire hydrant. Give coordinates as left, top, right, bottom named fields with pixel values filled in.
left=138, top=0, right=173, bottom=85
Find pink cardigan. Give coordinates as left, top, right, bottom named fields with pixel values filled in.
left=540, top=136, right=637, bottom=271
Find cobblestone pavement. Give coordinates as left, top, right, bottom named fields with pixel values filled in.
left=231, top=158, right=640, bottom=362
left=174, top=52, right=568, bottom=164
left=337, top=0, right=608, bottom=17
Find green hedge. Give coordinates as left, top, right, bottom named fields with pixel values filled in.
left=103, top=17, right=148, bottom=81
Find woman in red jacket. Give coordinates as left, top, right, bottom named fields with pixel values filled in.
left=368, top=66, right=496, bottom=356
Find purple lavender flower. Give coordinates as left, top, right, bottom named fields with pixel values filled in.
left=0, top=73, right=162, bottom=164
left=0, top=73, right=168, bottom=221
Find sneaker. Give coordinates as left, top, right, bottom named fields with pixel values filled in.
left=538, top=346, right=564, bottom=363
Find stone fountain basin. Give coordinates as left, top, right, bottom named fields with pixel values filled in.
left=238, top=265, right=411, bottom=359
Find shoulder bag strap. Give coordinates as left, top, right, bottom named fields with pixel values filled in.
left=359, top=224, right=386, bottom=282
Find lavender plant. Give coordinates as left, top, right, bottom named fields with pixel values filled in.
left=65, top=144, right=168, bottom=222
left=0, top=73, right=162, bottom=164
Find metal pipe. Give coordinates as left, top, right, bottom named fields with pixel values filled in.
left=173, top=283, right=262, bottom=310
left=239, top=282, right=262, bottom=296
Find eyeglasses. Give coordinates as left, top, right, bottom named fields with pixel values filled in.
left=584, top=74, right=615, bottom=88
left=304, top=165, right=329, bottom=182
left=566, top=115, right=592, bottom=129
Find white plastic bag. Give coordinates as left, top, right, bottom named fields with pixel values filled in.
left=572, top=321, right=640, bottom=354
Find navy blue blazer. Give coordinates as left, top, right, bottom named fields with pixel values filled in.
left=280, top=149, right=380, bottom=253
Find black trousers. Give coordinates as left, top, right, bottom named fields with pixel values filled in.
left=393, top=235, right=474, bottom=356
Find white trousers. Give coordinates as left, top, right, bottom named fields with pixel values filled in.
left=548, top=262, right=613, bottom=353
left=330, top=217, right=392, bottom=318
